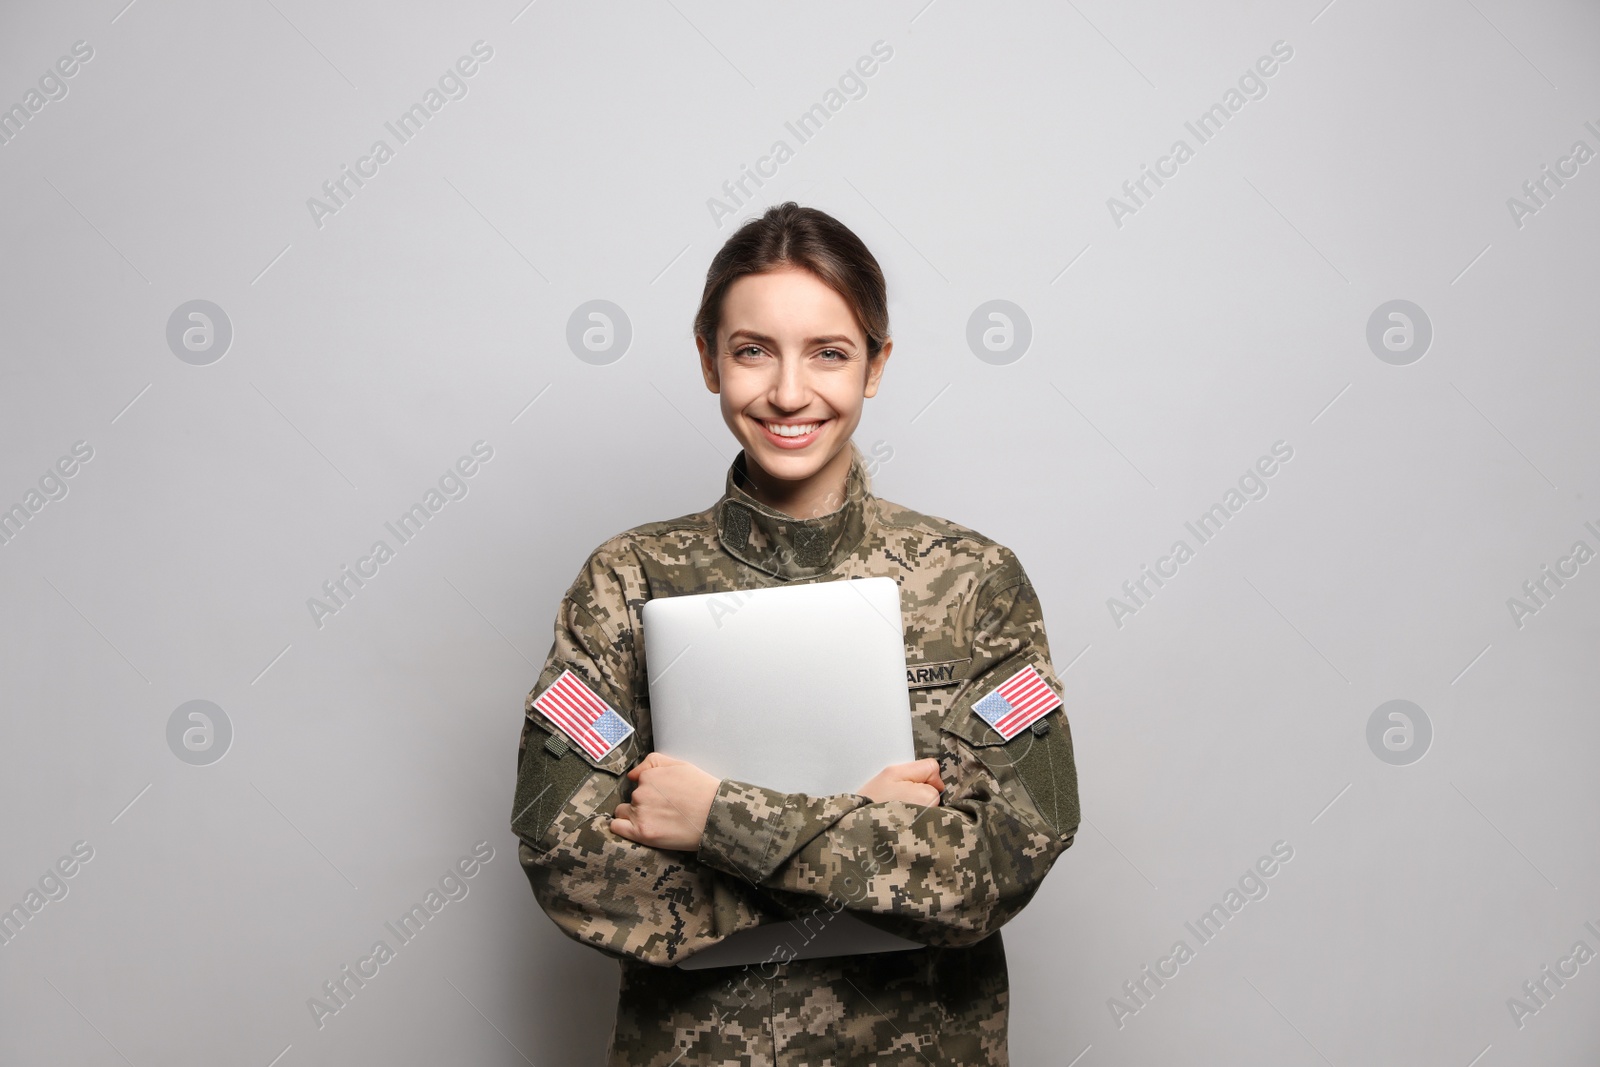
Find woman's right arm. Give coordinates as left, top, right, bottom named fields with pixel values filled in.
left=511, top=550, right=817, bottom=966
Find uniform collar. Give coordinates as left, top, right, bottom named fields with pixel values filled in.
left=716, top=448, right=871, bottom=580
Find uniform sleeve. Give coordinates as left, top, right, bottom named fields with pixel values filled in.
left=511, top=549, right=778, bottom=966
left=693, top=551, right=1081, bottom=948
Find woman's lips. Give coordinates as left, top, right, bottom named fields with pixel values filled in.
left=754, top=417, right=828, bottom=450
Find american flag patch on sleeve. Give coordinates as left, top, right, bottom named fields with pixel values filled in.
left=532, top=669, right=634, bottom=760
left=971, top=664, right=1061, bottom=741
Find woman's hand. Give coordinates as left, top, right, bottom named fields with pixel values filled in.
left=858, top=758, right=945, bottom=807
left=610, top=753, right=722, bottom=851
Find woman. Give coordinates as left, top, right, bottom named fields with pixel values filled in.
left=512, top=202, right=1080, bottom=1066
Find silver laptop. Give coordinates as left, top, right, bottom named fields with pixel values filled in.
left=641, top=576, right=924, bottom=969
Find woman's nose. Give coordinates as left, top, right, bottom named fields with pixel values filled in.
left=771, top=354, right=809, bottom=409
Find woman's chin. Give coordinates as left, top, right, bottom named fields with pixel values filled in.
left=743, top=438, right=833, bottom=481
left=750, top=449, right=820, bottom=479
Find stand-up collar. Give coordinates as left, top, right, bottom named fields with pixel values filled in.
left=716, top=448, right=871, bottom=580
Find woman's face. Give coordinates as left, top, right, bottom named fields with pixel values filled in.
left=697, top=266, right=891, bottom=486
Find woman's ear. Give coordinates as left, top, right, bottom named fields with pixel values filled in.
left=863, top=338, right=893, bottom=399
left=697, top=334, right=721, bottom=394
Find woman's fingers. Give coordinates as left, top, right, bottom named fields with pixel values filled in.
left=890, top=757, right=943, bottom=786
left=627, top=751, right=685, bottom=780
left=858, top=757, right=948, bottom=802
left=611, top=801, right=641, bottom=841
left=910, top=758, right=942, bottom=779
left=888, top=782, right=941, bottom=807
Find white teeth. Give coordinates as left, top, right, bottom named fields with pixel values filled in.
left=763, top=421, right=822, bottom=438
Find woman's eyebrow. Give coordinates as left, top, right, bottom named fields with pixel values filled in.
left=728, top=329, right=856, bottom=348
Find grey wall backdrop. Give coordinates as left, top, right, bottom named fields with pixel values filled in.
left=2, top=0, right=1597, bottom=1064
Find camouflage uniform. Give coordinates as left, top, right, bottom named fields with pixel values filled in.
left=512, top=447, right=1080, bottom=1066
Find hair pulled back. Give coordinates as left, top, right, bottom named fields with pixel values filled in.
left=693, top=202, right=889, bottom=360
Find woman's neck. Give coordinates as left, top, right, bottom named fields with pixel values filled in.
left=738, top=446, right=854, bottom=520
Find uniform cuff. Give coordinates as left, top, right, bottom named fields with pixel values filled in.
left=697, top=778, right=871, bottom=884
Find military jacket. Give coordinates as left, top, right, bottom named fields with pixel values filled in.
left=512, top=447, right=1080, bottom=1066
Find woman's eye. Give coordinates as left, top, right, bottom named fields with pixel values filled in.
left=731, top=345, right=848, bottom=360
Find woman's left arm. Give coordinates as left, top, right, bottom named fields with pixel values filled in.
left=694, top=551, right=1082, bottom=948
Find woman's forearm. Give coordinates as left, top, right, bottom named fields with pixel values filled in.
left=695, top=722, right=1077, bottom=947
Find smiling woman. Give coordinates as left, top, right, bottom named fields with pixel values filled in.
left=694, top=271, right=890, bottom=519
left=511, top=202, right=1080, bottom=1067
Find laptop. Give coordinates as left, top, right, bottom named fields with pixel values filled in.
left=641, top=575, right=925, bottom=969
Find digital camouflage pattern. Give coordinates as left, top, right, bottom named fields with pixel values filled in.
left=512, top=447, right=1080, bottom=1065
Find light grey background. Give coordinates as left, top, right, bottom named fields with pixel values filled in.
left=2, top=1, right=1597, bottom=1064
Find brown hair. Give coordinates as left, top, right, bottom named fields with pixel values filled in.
left=693, top=202, right=890, bottom=361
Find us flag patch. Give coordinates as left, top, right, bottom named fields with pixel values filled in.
left=533, top=669, right=634, bottom=760
left=972, top=664, right=1061, bottom=740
